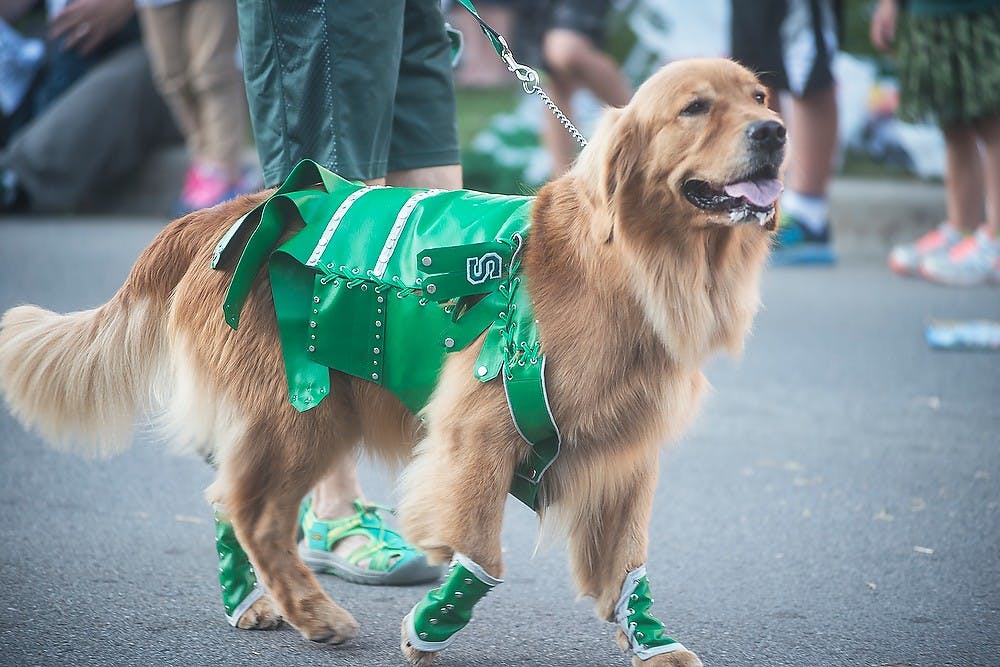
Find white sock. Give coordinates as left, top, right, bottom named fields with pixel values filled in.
left=782, top=190, right=829, bottom=235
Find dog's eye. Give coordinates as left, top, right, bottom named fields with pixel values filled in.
left=680, top=99, right=709, bottom=116
left=753, top=90, right=766, bottom=104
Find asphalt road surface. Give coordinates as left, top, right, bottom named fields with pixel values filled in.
left=1, top=217, right=997, bottom=667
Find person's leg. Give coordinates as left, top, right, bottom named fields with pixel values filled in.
left=537, top=0, right=631, bottom=177
left=887, top=124, right=978, bottom=275
left=766, top=0, right=841, bottom=264
left=0, top=43, right=180, bottom=212
left=786, top=85, right=838, bottom=200
left=184, top=0, right=247, bottom=181
left=138, top=4, right=201, bottom=159
left=941, top=123, right=983, bottom=234
left=920, top=116, right=1000, bottom=285
left=972, top=115, right=1000, bottom=238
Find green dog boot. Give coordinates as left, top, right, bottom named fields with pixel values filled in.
left=615, top=565, right=688, bottom=660
left=214, top=507, right=265, bottom=627
left=404, top=553, right=502, bottom=652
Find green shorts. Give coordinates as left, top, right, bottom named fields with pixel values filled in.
left=238, top=0, right=460, bottom=186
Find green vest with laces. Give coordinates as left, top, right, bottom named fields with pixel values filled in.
left=212, top=159, right=559, bottom=509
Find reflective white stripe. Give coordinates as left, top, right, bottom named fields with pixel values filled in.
left=211, top=212, right=249, bottom=268
left=225, top=585, right=265, bottom=628
left=454, top=552, right=503, bottom=586
left=306, top=186, right=384, bottom=267
left=634, top=642, right=688, bottom=660
left=373, top=189, right=443, bottom=279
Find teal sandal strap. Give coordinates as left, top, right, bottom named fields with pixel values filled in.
left=301, top=498, right=421, bottom=572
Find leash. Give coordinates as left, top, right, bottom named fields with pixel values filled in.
left=453, top=0, right=589, bottom=148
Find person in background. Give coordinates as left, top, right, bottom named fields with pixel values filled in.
left=730, top=0, right=841, bottom=265
left=1, top=0, right=179, bottom=213
left=517, top=0, right=632, bottom=178
left=136, top=0, right=256, bottom=215
left=235, top=0, right=463, bottom=589
left=873, top=0, right=1000, bottom=287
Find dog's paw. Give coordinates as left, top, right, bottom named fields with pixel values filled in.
left=400, top=619, right=437, bottom=666
left=294, top=598, right=359, bottom=645
left=235, top=595, right=282, bottom=630
left=616, top=630, right=704, bottom=667
left=631, top=651, right=703, bottom=667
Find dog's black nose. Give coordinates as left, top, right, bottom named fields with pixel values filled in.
left=747, top=120, right=786, bottom=151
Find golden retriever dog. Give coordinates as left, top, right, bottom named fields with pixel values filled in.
left=0, top=58, right=784, bottom=666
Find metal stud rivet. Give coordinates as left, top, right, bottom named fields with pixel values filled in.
left=372, top=373, right=379, bottom=380
left=464, top=578, right=473, bottom=585
left=444, top=337, right=455, bottom=348
left=454, top=591, right=463, bottom=598
left=361, top=284, right=368, bottom=291
left=313, top=309, right=318, bottom=314
left=308, top=345, right=315, bottom=352
left=375, top=320, right=382, bottom=327
left=422, top=256, right=432, bottom=266
left=313, top=296, right=320, bottom=303
left=419, top=632, right=428, bottom=640
left=477, top=366, right=488, bottom=376
left=373, top=347, right=380, bottom=354
left=426, top=284, right=437, bottom=295
left=377, top=296, right=384, bottom=303
left=429, top=618, right=438, bottom=625
left=309, top=321, right=317, bottom=328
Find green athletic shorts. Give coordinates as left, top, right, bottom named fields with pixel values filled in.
left=237, top=0, right=461, bottom=187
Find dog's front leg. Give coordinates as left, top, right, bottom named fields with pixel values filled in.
left=397, top=422, right=516, bottom=666
left=564, top=448, right=703, bottom=667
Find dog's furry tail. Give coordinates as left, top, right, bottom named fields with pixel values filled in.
left=0, top=215, right=207, bottom=457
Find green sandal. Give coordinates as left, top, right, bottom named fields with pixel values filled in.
left=298, top=498, right=442, bottom=585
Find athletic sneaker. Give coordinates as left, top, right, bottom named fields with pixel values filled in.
left=888, top=223, right=964, bottom=276
left=770, top=213, right=837, bottom=266
left=174, top=161, right=254, bottom=216
left=919, top=226, right=1000, bottom=287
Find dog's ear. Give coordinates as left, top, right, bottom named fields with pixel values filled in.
left=594, top=109, right=643, bottom=244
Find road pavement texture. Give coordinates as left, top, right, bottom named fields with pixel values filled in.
left=1, top=205, right=997, bottom=666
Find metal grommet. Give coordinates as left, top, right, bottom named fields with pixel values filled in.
left=313, top=296, right=320, bottom=303
left=373, top=347, right=381, bottom=354
left=371, top=373, right=379, bottom=380
left=375, top=320, right=382, bottom=327
left=426, top=284, right=437, bottom=295
left=421, top=256, right=432, bottom=267
left=308, top=345, right=315, bottom=352
left=444, top=337, right=455, bottom=349
left=464, top=578, right=473, bottom=585
left=309, top=321, right=317, bottom=328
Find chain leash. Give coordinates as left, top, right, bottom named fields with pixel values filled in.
left=495, top=34, right=589, bottom=148
left=453, top=0, right=589, bottom=148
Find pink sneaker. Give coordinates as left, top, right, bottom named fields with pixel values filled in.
left=887, top=223, right=963, bottom=276
left=919, top=226, right=1000, bottom=287
left=175, top=162, right=238, bottom=214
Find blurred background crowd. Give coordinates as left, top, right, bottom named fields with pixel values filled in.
left=2, top=0, right=998, bottom=287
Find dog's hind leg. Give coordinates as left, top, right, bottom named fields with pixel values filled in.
left=218, top=420, right=361, bottom=645
left=562, top=448, right=703, bottom=667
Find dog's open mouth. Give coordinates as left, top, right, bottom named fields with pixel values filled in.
left=683, top=172, right=783, bottom=226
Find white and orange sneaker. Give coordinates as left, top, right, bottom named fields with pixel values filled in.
left=919, top=226, right=1000, bottom=287
left=887, top=223, right=964, bottom=276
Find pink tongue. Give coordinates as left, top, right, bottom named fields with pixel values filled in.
left=723, top=179, right=783, bottom=207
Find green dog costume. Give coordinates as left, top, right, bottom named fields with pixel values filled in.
left=209, top=159, right=685, bottom=658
